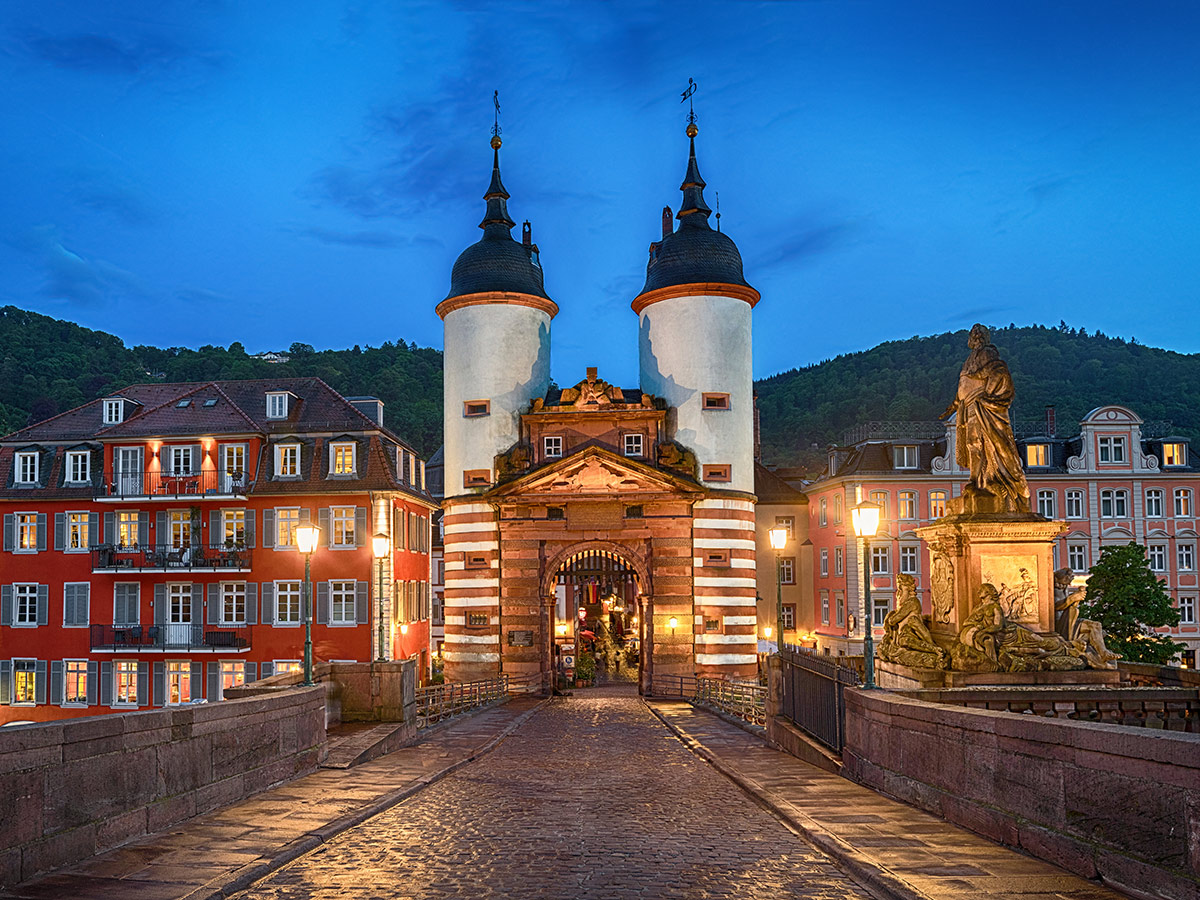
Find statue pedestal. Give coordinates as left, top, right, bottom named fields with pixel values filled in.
left=916, top=514, right=1067, bottom=640
left=877, top=659, right=1121, bottom=690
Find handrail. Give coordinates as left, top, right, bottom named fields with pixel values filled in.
left=89, top=623, right=251, bottom=651
left=651, top=674, right=766, bottom=728
left=99, top=469, right=248, bottom=500
left=414, top=675, right=509, bottom=729
left=91, top=543, right=250, bottom=571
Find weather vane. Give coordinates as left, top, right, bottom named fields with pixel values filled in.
left=680, top=77, right=697, bottom=129
left=492, top=90, right=501, bottom=139
left=715, top=191, right=721, bottom=231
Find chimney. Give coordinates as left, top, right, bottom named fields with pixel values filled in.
left=1045, top=405, right=1056, bottom=438
left=661, top=207, right=673, bottom=238
left=522, top=221, right=532, bottom=247
left=753, top=391, right=762, bottom=462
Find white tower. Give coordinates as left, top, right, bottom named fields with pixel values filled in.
left=634, top=122, right=759, bottom=493
left=437, top=135, right=557, bottom=496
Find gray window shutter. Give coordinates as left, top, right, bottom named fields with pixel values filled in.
left=300, top=507, right=311, bottom=525
left=316, top=581, right=330, bottom=624
left=207, top=662, right=219, bottom=701
left=87, top=660, right=98, bottom=705
left=100, top=661, right=113, bottom=706
left=153, top=661, right=165, bottom=706
left=3, top=514, right=12, bottom=552
left=55, top=513, right=66, bottom=551
left=207, top=584, right=220, bottom=624
left=37, top=514, right=47, bottom=551
left=355, top=507, right=367, bottom=547
left=156, top=511, right=167, bottom=543
left=190, top=661, right=202, bottom=698
left=246, top=583, right=258, bottom=625
left=137, top=661, right=149, bottom=706
left=260, top=661, right=274, bottom=679
left=356, top=581, right=368, bottom=625
left=261, top=582, right=275, bottom=625
left=80, top=584, right=90, bottom=626
left=245, top=510, right=256, bottom=548
left=154, top=584, right=166, bottom=625
left=1, top=585, right=11, bottom=626
left=262, top=509, right=275, bottom=548
left=210, top=511, right=220, bottom=548
left=192, top=583, right=203, bottom=623
left=63, top=584, right=75, bottom=627
left=103, top=511, right=115, bottom=545
left=318, top=508, right=331, bottom=547
left=37, top=585, right=48, bottom=626
left=245, top=661, right=257, bottom=683
left=393, top=508, right=402, bottom=550
left=51, top=661, right=63, bottom=705
left=138, top=512, right=149, bottom=545
left=191, top=445, right=201, bottom=475
left=35, top=660, right=47, bottom=704
left=0, top=660, right=10, bottom=704
left=89, top=513, right=99, bottom=547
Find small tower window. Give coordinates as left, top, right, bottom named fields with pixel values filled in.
left=702, top=464, right=731, bottom=482
left=463, top=400, right=491, bottom=418
left=463, top=469, right=491, bottom=488
left=702, top=393, right=730, bottom=410
left=543, top=436, right=563, bottom=458
left=623, top=434, right=644, bottom=457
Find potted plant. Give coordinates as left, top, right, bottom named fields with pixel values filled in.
left=575, top=651, right=596, bottom=687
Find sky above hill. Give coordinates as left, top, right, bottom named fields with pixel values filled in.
left=2, top=1, right=1198, bottom=387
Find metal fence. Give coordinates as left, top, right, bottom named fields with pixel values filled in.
left=652, top=674, right=767, bottom=729
left=778, top=644, right=862, bottom=752
left=415, top=676, right=509, bottom=729
left=89, top=623, right=250, bottom=651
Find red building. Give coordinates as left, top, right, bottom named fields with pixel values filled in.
left=801, top=406, right=1199, bottom=667
left=0, top=378, right=435, bottom=724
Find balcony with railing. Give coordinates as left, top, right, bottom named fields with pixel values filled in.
left=91, top=543, right=251, bottom=573
left=97, top=469, right=249, bottom=502
left=89, top=623, right=251, bottom=652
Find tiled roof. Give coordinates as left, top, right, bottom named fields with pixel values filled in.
left=755, top=462, right=808, bottom=504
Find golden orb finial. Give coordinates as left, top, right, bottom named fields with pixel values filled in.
left=490, top=134, right=502, bottom=150
left=686, top=122, right=698, bottom=138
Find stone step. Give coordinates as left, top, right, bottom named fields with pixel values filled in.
left=321, top=720, right=415, bottom=769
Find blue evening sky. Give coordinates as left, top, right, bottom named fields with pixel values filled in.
left=2, top=1, right=1198, bottom=387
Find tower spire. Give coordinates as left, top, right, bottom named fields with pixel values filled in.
left=676, top=122, right=712, bottom=227
left=480, top=91, right=515, bottom=234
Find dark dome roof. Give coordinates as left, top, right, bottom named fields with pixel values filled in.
left=640, top=223, right=749, bottom=294
left=444, top=142, right=551, bottom=302
left=447, top=232, right=549, bottom=300
left=637, top=129, right=752, bottom=297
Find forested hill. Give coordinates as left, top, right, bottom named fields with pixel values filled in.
left=756, top=323, right=1200, bottom=470
left=0, top=306, right=443, bottom=455
left=3, top=309, right=1197, bottom=469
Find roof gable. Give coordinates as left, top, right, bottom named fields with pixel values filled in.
left=488, top=445, right=703, bottom=498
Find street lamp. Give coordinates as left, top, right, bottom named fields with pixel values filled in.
left=372, top=532, right=389, bottom=662
left=295, top=523, right=321, bottom=686
left=768, top=526, right=789, bottom=650
left=850, top=500, right=881, bottom=689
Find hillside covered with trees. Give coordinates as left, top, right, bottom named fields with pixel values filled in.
left=756, top=323, right=1200, bottom=470
left=3, top=308, right=1198, bottom=469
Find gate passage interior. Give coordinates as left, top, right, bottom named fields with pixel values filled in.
left=552, top=547, right=642, bottom=682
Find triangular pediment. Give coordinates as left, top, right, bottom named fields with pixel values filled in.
left=488, top=446, right=702, bottom=498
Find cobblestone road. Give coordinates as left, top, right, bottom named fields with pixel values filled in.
left=236, top=686, right=872, bottom=900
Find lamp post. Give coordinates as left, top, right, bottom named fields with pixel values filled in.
left=768, top=526, right=789, bottom=650
left=295, top=523, right=321, bottom=687
left=850, top=500, right=882, bottom=689
left=372, top=532, right=389, bottom=662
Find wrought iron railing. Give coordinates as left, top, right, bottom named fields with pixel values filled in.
left=778, top=644, right=861, bottom=752
left=99, top=469, right=249, bottom=500
left=91, top=543, right=250, bottom=571
left=841, top=421, right=945, bottom=445
left=89, top=623, right=250, bottom=651
left=415, top=676, right=509, bottom=729
left=651, top=674, right=767, bottom=729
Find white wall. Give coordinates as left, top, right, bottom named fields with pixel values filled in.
left=638, top=294, right=754, bottom=493
left=443, top=303, right=552, bottom=495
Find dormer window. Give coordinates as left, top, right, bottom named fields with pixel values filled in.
left=66, top=450, right=90, bottom=484
left=1163, top=442, right=1187, bottom=467
left=893, top=445, right=918, bottom=469
left=276, top=443, right=300, bottom=478
left=266, top=392, right=290, bottom=420
left=14, top=451, right=38, bottom=485
left=544, top=436, right=563, bottom=459
left=330, top=442, right=356, bottom=476
left=1098, top=436, right=1126, bottom=463
left=1026, top=444, right=1049, bottom=467
left=103, top=399, right=124, bottom=425
left=623, top=434, right=644, bottom=457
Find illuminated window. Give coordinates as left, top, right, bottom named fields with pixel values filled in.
left=66, top=512, right=90, bottom=551
left=1162, top=443, right=1187, bottom=467
left=12, top=659, right=36, bottom=704
left=274, top=660, right=303, bottom=674
left=1025, top=444, right=1049, bottom=467
left=219, top=661, right=245, bottom=699
left=14, top=452, right=38, bottom=484
left=275, top=508, right=300, bottom=548
left=1145, top=489, right=1164, bottom=518
left=16, top=513, right=38, bottom=551
left=63, top=660, right=88, bottom=705
left=869, top=491, right=889, bottom=520
left=929, top=491, right=947, bottom=519
left=276, top=444, right=300, bottom=478
left=544, top=436, right=563, bottom=459
left=331, top=442, right=356, bottom=475
left=168, top=510, right=191, bottom=549
left=166, top=661, right=191, bottom=705
left=1098, top=436, right=1126, bottom=463
left=332, top=506, right=356, bottom=547
left=898, top=491, right=916, bottom=520
left=114, top=661, right=138, bottom=705
left=1175, top=489, right=1192, bottom=518
left=819, top=498, right=827, bottom=526
left=775, top=516, right=795, bottom=539
left=222, top=510, right=245, bottom=548
left=893, top=445, right=918, bottom=469
left=832, top=495, right=843, bottom=523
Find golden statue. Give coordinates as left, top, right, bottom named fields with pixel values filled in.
left=942, top=324, right=1031, bottom=514
left=878, top=574, right=949, bottom=670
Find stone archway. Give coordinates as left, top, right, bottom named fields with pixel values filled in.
left=540, top=539, right=652, bottom=599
